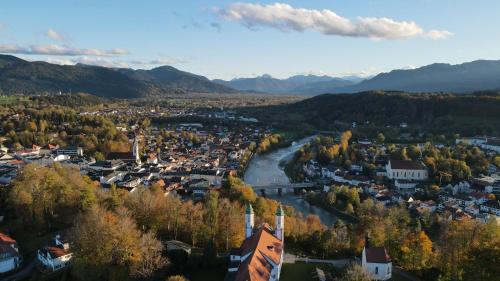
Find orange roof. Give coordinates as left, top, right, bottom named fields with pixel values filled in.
left=235, top=225, right=283, bottom=281
left=47, top=246, right=69, bottom=258
left=0, top=232, right=16, bottom=244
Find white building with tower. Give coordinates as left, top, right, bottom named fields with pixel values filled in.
left=225, top=203, right=284, bottom=281
left=106, top=136, right=141, bottom=165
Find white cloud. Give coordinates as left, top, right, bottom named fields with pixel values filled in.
left=0, top=44, right=128, bottom=56
left=129, top=57, right=187, bottom=66
left=40, top=56, right=130, bottom=68
left=37, top=56, right=187, bottom=69
left=426, top=29, right=453, bottom=40
left=74, top=56, right=130, bottom=68
left=215, top=3, right=450, bottom=40
left=46, top=28, right=65, bottom=41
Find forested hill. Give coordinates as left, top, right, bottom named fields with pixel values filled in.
left=0, top=55, right=236, bottom=98
left=118, top=65, right=235, bottom=94
left=252, top=91, right=500, bottom=136
left=337, top=60, right=500, bottom=93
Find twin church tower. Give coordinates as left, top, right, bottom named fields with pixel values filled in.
left=245, top=203, right=284, bottom=241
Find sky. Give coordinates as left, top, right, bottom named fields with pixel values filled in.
left=1, top=0, right=500, bottom=80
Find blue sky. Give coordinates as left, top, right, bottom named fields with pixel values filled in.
left=1, top=0, right=499, bottom=79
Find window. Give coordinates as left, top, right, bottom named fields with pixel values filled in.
left=375, top=267, right=378, bottom=274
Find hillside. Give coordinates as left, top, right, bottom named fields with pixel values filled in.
left=0, top=55, right=172, bottom=98
left=337, top=60, right=500, bottom=93
left=0, top=55, right=235, bottom=98
left=245, top=91, right=500, bottom=136
left=118, top=66, right=235, bottom=93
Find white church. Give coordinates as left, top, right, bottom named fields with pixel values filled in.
left=224, top=203, right=285, bottom=281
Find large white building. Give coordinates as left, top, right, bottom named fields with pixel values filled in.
left=386, top=160, right=428, bottom=181
left=37, top=234, right=73, bottom=272
left=362, top=245, right=392, bottom=281
left=0, top=232, right=21, bottom=273
left=225, top=204, right=284, bottom=281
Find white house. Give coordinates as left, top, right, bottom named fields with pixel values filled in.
left=480, top=139, right=500, bottom=153
left=55, top=146, right=83, bottom=157
left=362, top=245, right=392, bottom=281
left=225, top=204, right=284, bottom=281
left=0, top=232, right=21, bottom=273
left=37, top=234, right=73, bottom=272
left=386, top=160, right=428, bottom=181
left=455, top=137, right=487, bottom=146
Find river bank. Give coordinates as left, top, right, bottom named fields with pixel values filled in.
left=243, top=135, right=338, bottom=226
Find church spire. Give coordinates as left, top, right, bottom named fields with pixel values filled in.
left=245, top=202, right=254, bottom=238
left=132, top=135, right=141, bottom=164
left=275, top=203, right=284, bottom=241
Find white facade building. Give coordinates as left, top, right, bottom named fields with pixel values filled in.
left=362, top=246, right=392, bottom=281
left=0, top=233, right=21, bottom=273
left=386, top=160, right=428, bottom=181
left=37, top=234, right=73, bottom=272
left=225, top=204, right=284, bottom=281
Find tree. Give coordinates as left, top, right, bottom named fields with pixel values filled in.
left=166, top=276, right=189, bottom=281
left=71, top=207, right=166, bottom=280
left=9, top=163, right=93, bottom=229
left=437, top=219, right=500, bottom=281
left=400, top=231, right=435, bottom=271
left=377, top=133, right=385, bottom=143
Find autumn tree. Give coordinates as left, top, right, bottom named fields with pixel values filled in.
left=400, top=231, right=435, bottom=271
left=71, top=207, right=167, bottom=280
left=338, top=264, right=371, bottom=281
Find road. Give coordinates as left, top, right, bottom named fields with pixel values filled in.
left=283, top=252, right=352, bottom=268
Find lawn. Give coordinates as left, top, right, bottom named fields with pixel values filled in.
left=187, top=266, right=227, bottom=281
left=280, top=262, right=338, bottom=281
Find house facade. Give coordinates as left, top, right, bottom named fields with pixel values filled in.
left=225, top=204, right=284, bottom=281
left=386, top=160, right=428, bottom=181
left=0, top=233, right=21, bottom=273
left=37, top=234, right=73, bottom=272
left=361, top=245, right=392, bottom=281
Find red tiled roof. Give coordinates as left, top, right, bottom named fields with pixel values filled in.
left=234, top=225, right=283, bottom=281
left=47, top=246, right=69, bottom=258
left=389, top=160, right=426, bottom=170
left=365, top=247, right=391, bottom=263
left=106, top=152, right=135, bottom=160
left=0, top=232, right=16, bottom=244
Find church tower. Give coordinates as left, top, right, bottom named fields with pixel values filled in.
left=275, top=203, right=284, bottom=241
left=132, top=136, right=140, bottom=164
left=245, top=203, right=254, bottom=239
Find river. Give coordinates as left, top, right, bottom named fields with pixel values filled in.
left=244, top=135, right=337, bottom=226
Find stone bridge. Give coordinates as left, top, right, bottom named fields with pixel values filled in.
left=252, top=182, right=317, bottom=195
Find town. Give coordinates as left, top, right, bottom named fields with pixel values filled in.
left=0, top=94, right=498, bottom=281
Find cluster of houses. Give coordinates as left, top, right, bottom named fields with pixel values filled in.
left=0, top=121, right=268, bottom=201
left=0, top=232, right=73, bottom=275
left=301, top=137, right=500, bottom=226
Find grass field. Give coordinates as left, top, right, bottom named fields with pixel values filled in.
left=280, top=262, right=339, bottom=281
left=0, top=95, right=30, bottom=105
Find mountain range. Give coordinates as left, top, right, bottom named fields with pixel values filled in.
left=0, top=54, right=234, bottom=98
left=1, top=54, right=500, bottom=98
left=336, top=60, right=500, bottom=93
left=213, top=74, right=358, bottom=95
